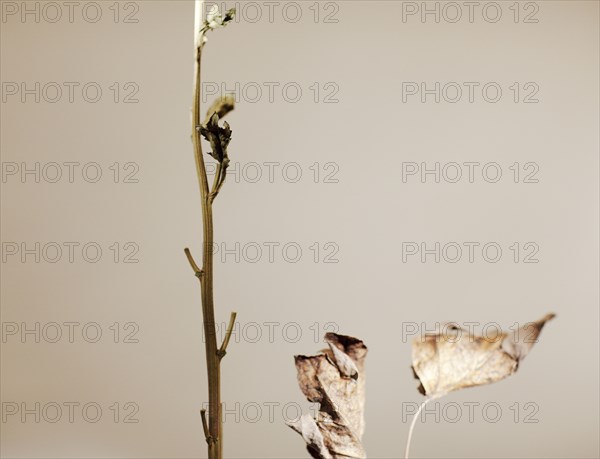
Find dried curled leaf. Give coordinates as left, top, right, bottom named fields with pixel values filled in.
left=201, top=6, right=235, bottom=33
left=204, top=95, right=235, bottom=124
left=198, top=112, right=232, bottom=166
left=197, top=6, right=236, bottom=47
left=411, top=313, right=555, bottom=398
left=288, top=333, right=368, bottom=459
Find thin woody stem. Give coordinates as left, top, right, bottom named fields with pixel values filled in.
left=190, top=3, right=237, bottom=458
left=192, top=4, right=221, bottom=457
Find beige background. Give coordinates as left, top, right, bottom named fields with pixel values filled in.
left=1, top=1, right=598, bottom=458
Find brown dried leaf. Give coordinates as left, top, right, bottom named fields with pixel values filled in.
left=411, top=313, right=555, bottom=398
left=287, top=333, right=368, bottom=459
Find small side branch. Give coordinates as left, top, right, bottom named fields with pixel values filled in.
left=217, top=312, right=237, bottom=359
left=200, top=408, right=212, bottom=444
left=209, top=162, right=228, bottom=204
left=184, top=248, right=204, bottom=278
left=208, top=163, right=224, bottom=204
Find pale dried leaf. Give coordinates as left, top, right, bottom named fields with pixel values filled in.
left=327, top=340, right=359, bottom=380
left=411, top=313, right=555, bottom=398
left=287, top=414, right=333, bottom=459
left=501, top=313, right=555, bottom=364
left=287, top=333, right=368, bottom=459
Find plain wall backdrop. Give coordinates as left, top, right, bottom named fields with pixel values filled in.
left=1, top=1, right=599, bottom=458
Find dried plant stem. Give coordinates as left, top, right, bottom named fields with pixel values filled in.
left=404, top=397, right=432, bottom=459
left=183, top=2, right=236, bottom=458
